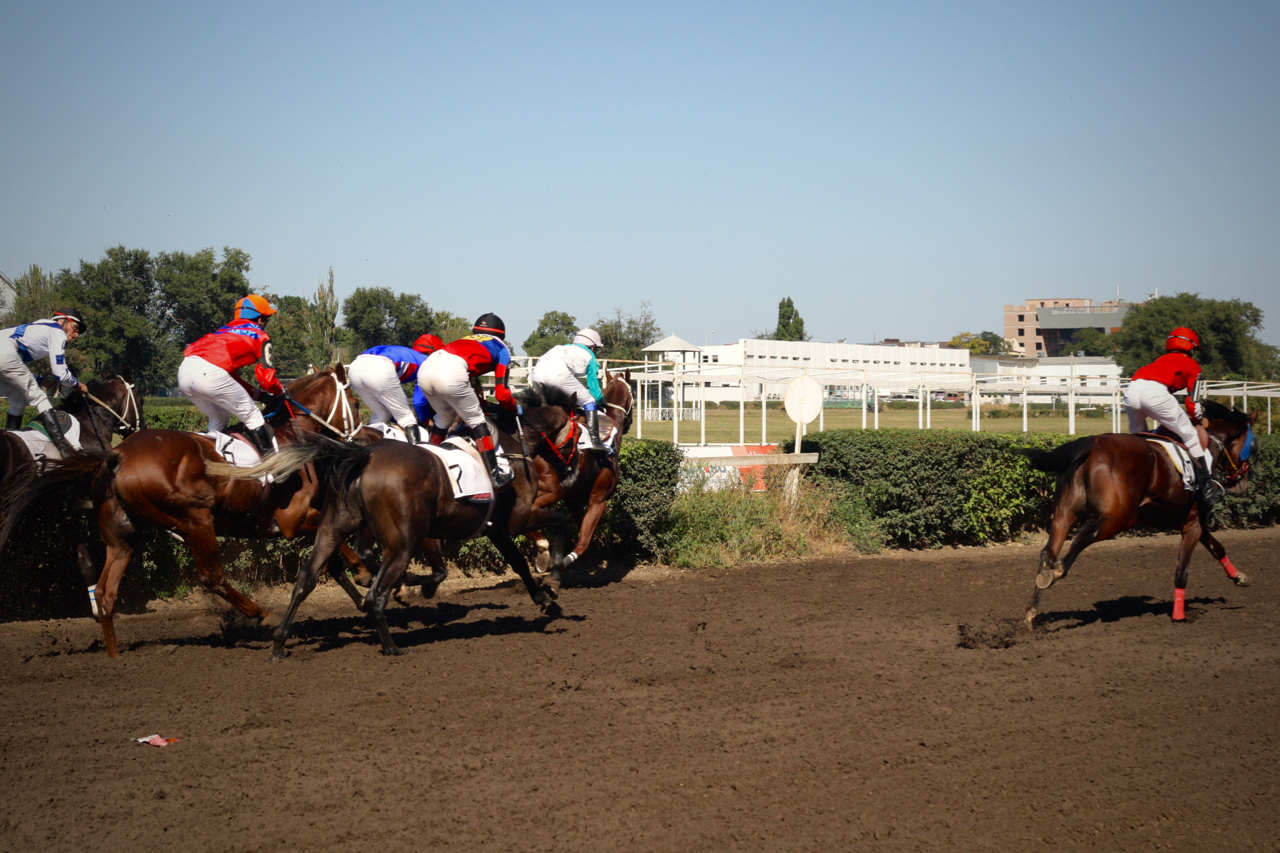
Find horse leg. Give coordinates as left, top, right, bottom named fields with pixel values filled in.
left=413, top=537, right=449, bottom=599
left=1024, top=497, right=1081, bottom=625
left=92, top=498, right=137, bottom=658
left=489, top=530, right=563, bottom=618
left=557, top=476, right=614, bottom=569
left=1172, top=514, right=1202, bottom=622
left=532, top=530, right=553, bottom=572
left=365, top=544, right=416, bottom=656
left=1198, top=528, right=1250, bottom=588
left=179, top=511, right=270, bottom=625
left=274, top=501, right=364, bottom=658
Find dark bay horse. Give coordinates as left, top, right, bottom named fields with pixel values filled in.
left=1022, top=400, right=1257, bottom=626
left=0, top=374, right=144, bottom=547
left=230, top=398, right=575, bottom=657
left=530, top=369, right=634, bottom=576
left=13, top=367, right=365, bottom=657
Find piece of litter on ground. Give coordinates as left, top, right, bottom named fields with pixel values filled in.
left=133, top=735, right=178, bottom=747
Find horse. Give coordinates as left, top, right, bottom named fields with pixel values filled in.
left=0, top=373, right=144, bottom=548
left=1021, top=399, right=1257, bottom=626
left=528, top=369, right=634, bottom=576
left=6, top=366, right=367, bottom=657
left=225, top=393, right=577, bottom=658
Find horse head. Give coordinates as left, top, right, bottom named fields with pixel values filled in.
left=265, top=366, right=361, bottom=442
left=62, top=374, right=144, bottom=447
left=1202, top=400, right=1258, bottom=496
left=603, top=369, right=634, bottom=436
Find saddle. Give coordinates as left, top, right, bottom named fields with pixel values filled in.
left=1134, top=431, right=1197, bottom=491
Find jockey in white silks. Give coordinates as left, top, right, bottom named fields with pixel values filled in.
left=529, top=328, right=612, bottom=455
left=0, top=309, right=88, bottom=456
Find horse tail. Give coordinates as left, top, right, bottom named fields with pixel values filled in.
left=203, top=440, right=325, bottom=482
left=1020, top=436, right=1098, bottom=479
left=0, top=448, right=116, bottom=555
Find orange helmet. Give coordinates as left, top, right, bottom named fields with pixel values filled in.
left=233, top=295, right=276, bottom=323
left=412, top=333, right=444, bottom=355
left=1166, top=327, right=1200, bottom=353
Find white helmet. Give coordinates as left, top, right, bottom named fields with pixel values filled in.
left=573, top=328, right=603, bottom=349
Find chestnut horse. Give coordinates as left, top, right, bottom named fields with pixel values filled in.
left=229, top=396, right=575, bottom=657
left=1022, top=400, right=1257, bottom=626
left=529, top=369, right=634, bottom=575
left=12, top=367, right=365, bottom=657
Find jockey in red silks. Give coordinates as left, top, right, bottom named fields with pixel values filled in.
left=177, top=295, right=286, bottom=456
left=1124, top=326, right=1221, bottom=505
left=348, top=333, right=442, bottom=446
left=416, top=313, right=516, bottom=487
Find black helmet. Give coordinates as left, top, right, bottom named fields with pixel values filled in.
left=52, top=309, right=86, bottom=333
left=473, top=313, right=506, bottom=339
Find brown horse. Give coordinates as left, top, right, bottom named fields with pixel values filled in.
left=1022, top=400, right=1257, bottom=626
left=0, top=374, right=145, bottom=552
left=15, top=367, right=366, bottom=657
left=232, top=397, right=575, bottom=657
left=529, top=369, right=634, bottom=575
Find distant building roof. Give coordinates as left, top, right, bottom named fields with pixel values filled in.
left=642, top=335, right=702, bottom=353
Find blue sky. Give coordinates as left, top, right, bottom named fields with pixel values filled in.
left=3, top=1, right=1278, bottom=349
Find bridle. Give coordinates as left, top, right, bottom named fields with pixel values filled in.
left=538, top=416, right=581, bottom=471
left=1208, top=426, right=1253, bottom=487
left=82, top=376, right=143, bottom=438
left=264, top=371, right=361, bottom=442
left=603, top=375, right=634, bottom=434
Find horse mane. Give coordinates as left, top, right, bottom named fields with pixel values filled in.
left=515, top=383, right=577, bottom=412
left=1201, top=399, right=1250, bottom=428
left=285, top=366, right=337, bottom=396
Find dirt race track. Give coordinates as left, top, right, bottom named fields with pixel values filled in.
left=2, top=528, right=1278, bottom=853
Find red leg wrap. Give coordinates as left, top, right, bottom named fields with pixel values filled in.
left=1220, top=556, right=1238, bottom=579
left=476, top=434, right=495, bottom=452
left=1172, top=588, right=1186, bottom=621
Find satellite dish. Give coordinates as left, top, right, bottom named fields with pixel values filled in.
left=784, top=376, right=823, bottom=425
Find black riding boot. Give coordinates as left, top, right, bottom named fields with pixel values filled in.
left=473, top=424, right=513, bottom=489
left=404, top=424, right=423, bottom=446
left=584, top=409, right=613, bottom=455
left=428, top=425, right=448, bottom=446
left=1196, top=457, right=1224, bottom=507
left=36, top=410, right=75, bottom=457
left=5, top=413, right=23, bottom=431
left=249, top=424, right=277, bottom=457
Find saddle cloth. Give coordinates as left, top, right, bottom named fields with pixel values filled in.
left=575, top=414, right=617, bottom=450
left=419, top=437, right=509, bottom=500
left=365, top=422, right=407, bottom=442
left=1142, top=437, right=1196, bottom=491
left=199, top=432, right=269, bottom=485
left=14, top=413, right=84, bottom=462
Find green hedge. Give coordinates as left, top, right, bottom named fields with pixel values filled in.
left=602, top=438, right=684, bottom=559
left=794, top=428, right=1280, bottom=549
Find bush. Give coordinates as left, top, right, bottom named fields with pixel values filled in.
left=603, top=438, right=683, bottom=559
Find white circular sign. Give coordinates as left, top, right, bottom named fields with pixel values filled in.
left=783, top=376, right=823, bottom=424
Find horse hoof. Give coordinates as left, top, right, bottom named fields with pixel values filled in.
left=380, top=645, right=408, bottom=657
left=258, top=611, right=281, bottom=629
left=1233, top=572, right=1251, bottom=588
left=1035, top=570, right=1058, bottom=590
left=270, top=649, right=290, bottom=662
left=542, top=601, right=563, bottom=619
left=535, top=551, right=551, bottom=572
left=353, top=574, right=374, bottom=589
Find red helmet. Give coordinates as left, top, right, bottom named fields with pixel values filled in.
left=233, top=294, right=276, bottom=323
left=412, top=333, right=444, bottom=355
left=1166, top=327, right=1200, bottom=353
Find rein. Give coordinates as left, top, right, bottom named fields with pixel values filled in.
left=266, top=372, right=360, bottom=441
left=1208, top=432, right=1249, bottom=484
left=540, top=417, right=581, bottom=469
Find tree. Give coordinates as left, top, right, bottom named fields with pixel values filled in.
left=341, top=287, right=443, bottom=355
left=947, top=331, right=1011, bottom=356
left=771, top=297, right=809, bottom=341
left=155, top=247, right=252, bottom=348
left=593, top=303, right=662, bottom=361
left=522, top=310, right=577, bottom=357
left=0, top=264, right=62, bottom=328
left=1066, top=327, right=1118, bottom=358
left=1114, top=293, right=1272, bottom=380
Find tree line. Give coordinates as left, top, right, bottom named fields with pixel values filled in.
left=1, top=245, right=667, bottom=394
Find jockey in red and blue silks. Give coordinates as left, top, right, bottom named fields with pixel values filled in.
left=416, top=313, right=515, bottom=487
left=348, top=334, right=442, bottom=445
left=1124, top=326, right=1220, bottom=505
left=177, top=295, right=285, bottom=456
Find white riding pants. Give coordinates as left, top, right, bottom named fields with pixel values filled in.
left=529, top=362, right=594, bottom=409
left=349, top=354, right=416, bottom=429
left=417, top=351, right=485, bottom=432
left=0, top=338, right=52, bottom=415
left=1124, top=378, right=1204, bottom=460
left=177, top=355, right=266, bottom=433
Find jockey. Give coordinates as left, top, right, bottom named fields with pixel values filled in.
left=0, top=309, right=88, bottom=455
left=348, top=333, right=443, bottom=445
left=177, top=295, right=285, bottom=456
left=417, top=313, right=515, bottom=488
left=529, top=328, right=612, bottom=455
left=1124, top=326, right=1221, bottom=505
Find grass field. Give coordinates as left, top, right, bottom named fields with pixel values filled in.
left=631, top=406, right=1117, bottom=445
